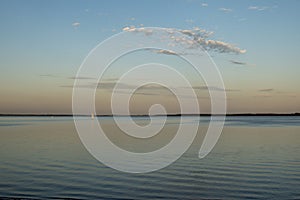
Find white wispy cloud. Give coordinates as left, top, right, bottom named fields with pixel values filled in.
left=201, top=3, right=208, bottom=7
left=72, top=22, right=80, bottom=28
left=219, top=8, right=233, bottom=13
left=203, top=40, right=246, bottom=54
left=185, top=19, right=194, bottom=24
left=154, top=49, right=178, bottom=55
left=122, top=26, right=246, bottom=54
left=122, top=26, right=153, bottom=36
left=248, top=6, right=269, bottom=11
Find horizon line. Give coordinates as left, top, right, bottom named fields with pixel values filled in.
left=0, top=113, right=299, bottom=117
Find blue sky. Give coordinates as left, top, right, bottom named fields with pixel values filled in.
left=0, top=0, right=299, bottom=113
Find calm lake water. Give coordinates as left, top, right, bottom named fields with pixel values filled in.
left=0, top=116, right=299, bottom=199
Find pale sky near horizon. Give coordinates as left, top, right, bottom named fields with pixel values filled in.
left=0, top=0, right=299, bottom=114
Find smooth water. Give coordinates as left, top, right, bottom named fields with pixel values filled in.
left=0, top=116, right=299, bottom=199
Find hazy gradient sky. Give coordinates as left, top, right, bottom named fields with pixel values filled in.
left=0, top=0, right=300, bottom=114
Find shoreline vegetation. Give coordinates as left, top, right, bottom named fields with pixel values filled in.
left=0, top=113, right=299, bottom=117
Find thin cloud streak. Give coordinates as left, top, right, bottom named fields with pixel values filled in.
left=253, top=95, right=272, bottom=98
left=219, top=8, right=233, bottom=13
left=229, top=60, right=256, bottom=67
left=248, top=6, right=268, bottom=11
left=68, top=76, right=96, bottom=80
left=39, top=74, right=59, bottom=78
left=191, top=86, right=240, bottom=92
left=259, top=88, right=274, bottom=92
left=230, top=60, right=247, bottom=65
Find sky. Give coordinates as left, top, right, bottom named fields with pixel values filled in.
left=0, top=0, right=300, bottom=114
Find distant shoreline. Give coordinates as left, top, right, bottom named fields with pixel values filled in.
left=0, top=113, right=299, bottom=117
